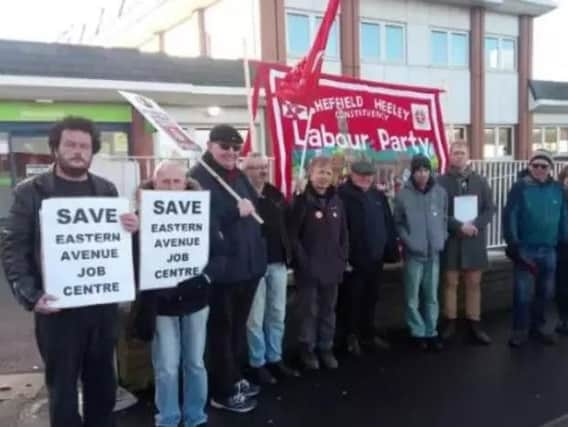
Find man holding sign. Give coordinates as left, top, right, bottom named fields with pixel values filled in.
left=437, top=141, right=495, bottom=345
left=1, top=117, right=138, bottom=427
left=190, top=124, right=267, bottom=413
left=132, top=161, right=222, bottom=427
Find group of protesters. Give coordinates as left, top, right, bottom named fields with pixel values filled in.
left=2, top=116, right=568, bottom=427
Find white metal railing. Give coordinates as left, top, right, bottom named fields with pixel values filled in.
left=470, top=160, right=567, bottom=248
left=96, top=156, right=567, bottom=249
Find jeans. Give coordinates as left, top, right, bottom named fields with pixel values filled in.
left=247, top=263, right=288, bottom=367
left=34, top=304, right=118, bottom=427
left=152, top=307, right=209, bottom=427
left=512, top=247, right=556, bottom=334
left=208, top=279, right=259, bottom=399
left=404, top=255, right=440, bottom=338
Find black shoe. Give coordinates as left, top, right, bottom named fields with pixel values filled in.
left=428, top=337, right=444, bottom=352
left=530, top=330, right=558, bottom=346
left=299, top=348, right=320, bottom=370
left=210, top=393, right=257, bottom=413
left=469, top=320, right=492, bottom=345
left=346, top=334, right=362, bottom=356
left=412, top=337, right=428, bottom=351
left=362, top=335, right=391, bottom=351
left=267, top=361, right=300, bottom=378
left=236, top=379, right=261, bottom=398
left=556, top=321, right=568, bottom=336
left=319, top=350, right=339, bottom=369
left=250, top=366, right=277, bottom=385
left=440, top=318, right=457, bottom=341
left=509, top=332, right=528, bottom=348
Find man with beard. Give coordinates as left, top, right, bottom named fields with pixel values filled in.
left=1, top=117, right=139, bottom=427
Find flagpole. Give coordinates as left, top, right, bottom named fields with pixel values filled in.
left=242, top=39, right=257, bottom=153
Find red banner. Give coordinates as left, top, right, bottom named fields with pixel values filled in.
left=251, top=61, right=449, bottom=198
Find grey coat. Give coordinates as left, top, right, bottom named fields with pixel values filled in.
left=437, top=167, right=495, bottom=270
left=394, top=178, right=448, bottom=260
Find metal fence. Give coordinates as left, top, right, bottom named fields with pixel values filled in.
left=98, top=156, right=567, bottom=249
left=470, top=160, right=567, bottom=248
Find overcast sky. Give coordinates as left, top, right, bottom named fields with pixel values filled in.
left=0, top=0, right=565, bottom=81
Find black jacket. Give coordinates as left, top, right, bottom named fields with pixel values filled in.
left=288, top=183, right=349, bottom=285
left=131, top=178, right=228, bottom=342
left=258, top=183, right=292, bottom=265
left=1, top=170, right=118, bottom=311
left=190, top=152, right=267, bottom=284
left=338, top=179, right=399, bottom=271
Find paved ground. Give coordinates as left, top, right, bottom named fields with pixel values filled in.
left=0, top=272, right=42, bottom=374
left=115, top=312, right=568, bottom=427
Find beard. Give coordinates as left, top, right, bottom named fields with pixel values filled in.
left=56, top=156, right=91, bottom=178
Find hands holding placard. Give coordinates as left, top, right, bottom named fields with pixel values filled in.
left=119, top=212, right=140, bottom=233
left=460, top=222, right=479, bottom=237
left=36, top=212, right=140, bottom=314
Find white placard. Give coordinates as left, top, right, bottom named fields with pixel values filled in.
left=119, top=91, right=202, bottom=153
left=454, top=195, right=478, bottom=223
left=40, top=198, right=135, bottom=308
left=139, top=190, right=210, bottom=291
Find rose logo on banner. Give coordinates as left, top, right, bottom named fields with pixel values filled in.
left=40, top=198, right=135, bottom=309
left=411, top=104, right=432, bottom=131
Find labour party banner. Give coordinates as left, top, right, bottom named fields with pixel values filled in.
left=119, top=91, right=202, bottom=153
left=249, top=61, right=449, bottom=197
left=40, top=198, right=135, bottom=308
left=138, top=191, right=210, bottom=291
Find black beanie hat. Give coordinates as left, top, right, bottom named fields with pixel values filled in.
left=411, top=154, right=432, bottom=173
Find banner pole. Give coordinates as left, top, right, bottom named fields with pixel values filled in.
left=242, top=39, right=257, bottom=153
left=296, top=108, right=314, bottom=192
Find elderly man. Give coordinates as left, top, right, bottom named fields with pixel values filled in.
left=337, top=159, right=398, bottom=355
left=503, top=150, right=567, bottom=348
left=437, top=141, right=496, bottom=345
left=1, top=116, right=138, bottom=427
left=190, top=125, right=267, bottom=413
left=132, top=161, right=223, bottom=427
left=242, top=153, right=299, bottom=385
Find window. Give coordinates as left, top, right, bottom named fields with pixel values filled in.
left=485, top=36, right=516, bottom=71
left=139, top=36, right=159, bottom=53
left=484, top=126, right=513, bottom=159
left=287, top=13, right=310, bottom=56
left=431, top=30, right=468, bottom=67
left=164, top=17, right=200, bottom=57
left=286, top=12, right=340, bottom=59
left=359, top=20, right=405, bottom=63
left=360, top=22, right=380, bottom=60
left=315, top=17, right=339, bottom=57
left=385, top=25, right=404, bottom=62
left=445, top=126, right=467, bottom=143
left=561, top=128, right=568, bottom=153
left=532, top=126, right=568, bottom=154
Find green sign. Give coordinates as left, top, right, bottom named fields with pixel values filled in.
left=0, top=102, right=132, bottom=123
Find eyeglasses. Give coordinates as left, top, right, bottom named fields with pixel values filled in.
left=530, top=163, right=550, bottom=170
left=216, top=142, right=241, bottom=152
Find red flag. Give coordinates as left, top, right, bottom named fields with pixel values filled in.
left=275, top=0, right=340, bottom=105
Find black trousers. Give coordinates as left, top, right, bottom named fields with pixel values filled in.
left=208, top=279, right=259, bottom=398
left=35, top=304, right=119, bottom=427
left=338, top=264, right=383, bottom=340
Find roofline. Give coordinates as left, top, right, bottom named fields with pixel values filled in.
left=0, top=74, right=247, bottom=97
left=534, top=99, right=568, bottom=107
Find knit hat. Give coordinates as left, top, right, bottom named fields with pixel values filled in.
left=411, top=154, right=432, bottom=173
left=209, top=124, right=244, bottom=145
left=530, top=150, right=554, bottom=167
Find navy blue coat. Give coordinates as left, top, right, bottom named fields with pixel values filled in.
left=190, top=152, right=267, bottom=284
